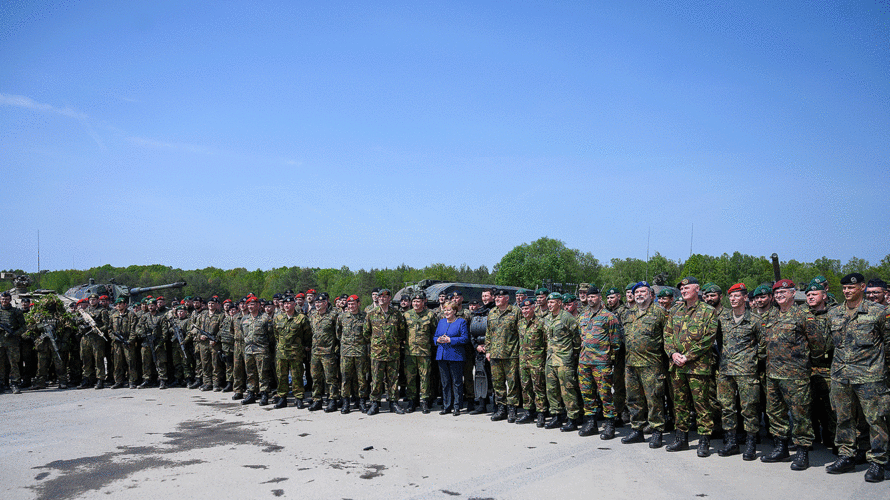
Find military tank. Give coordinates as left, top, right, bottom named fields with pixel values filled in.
left=0, top=273, right=62, bottom=307
left=394, top=279, right=527, bottom=308
left=1, top=272, right=186, bottom=307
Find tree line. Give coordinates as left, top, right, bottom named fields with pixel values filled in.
left=4, top=237, right=888, bottom=305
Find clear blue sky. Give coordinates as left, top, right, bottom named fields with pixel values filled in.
left=2, top=1, right=888, bottom=273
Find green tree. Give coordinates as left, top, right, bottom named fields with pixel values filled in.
left=493, top=237, right=600, bottom=289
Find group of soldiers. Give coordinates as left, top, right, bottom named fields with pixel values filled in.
left=1, top=273, right=888, bottom=483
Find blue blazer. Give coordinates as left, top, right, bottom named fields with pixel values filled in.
left=434, top=317, right=468, bottom=361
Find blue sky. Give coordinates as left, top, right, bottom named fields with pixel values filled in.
left=2, top=1, right=887, bottom=273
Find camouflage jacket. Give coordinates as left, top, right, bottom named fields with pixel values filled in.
left=518, top=315, right=546, bottom=365
left=808, top=307, right=833, bottom=377
left=274, top=311, right=311, bottom=359
left=310, top=308, right=339, bottom=356
left=337, top=310, right=368, bottom=357
left=578, top=306, right=622, bottom=366
left=485, top=305, right=520, bottom=359
left=828, top=300, right=887, bottom=384
left=545, top=309, right=580, bottom=368
left=0, top=304, right=26, bottom=346
left=625, top=302, right=667, bottom=368
left=664, top=300, right=718, bottom=375
left=534, top=305, right=549, bottom=321
left=232, top=312, right=244, bottom=342
left=239, top=312, right=273, bottom=355
left=363, top=306, right=405, bottom=362
left=23, top=300, right=77, bottom=351
left=108, top=309, right=139, bottom=342
left=83, top=305, right=110, bottom=338
left=717, top=309, right=763, bottom=376
left=193, top=309, right=226, bottom=344
left=762, top=305, right=827, bottom=380
left=404, top=309, right=437, bottom=357
left=171, top=317, right=192, bottom=347
left=218, top=314, right=235, bottom=346
left=138, top=311, right=170, bottom=342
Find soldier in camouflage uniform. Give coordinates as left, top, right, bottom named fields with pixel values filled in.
left=715, top=283, right=764, bottom=460
left=238, top=296, right=274, bottom=405
left=309, top=293, right=341, bottom=412
left=606, top=286, right=630, bottom=425
left=486, top=289, right=521, bottom=422
left=108, top=298, right=139, bottom=389
left=543, top=293, right=584, bottom=431
left=534, top=288, right=550, bottom=321
left=363, top=289, right=406, bottom=415
left=804, top=282, right=836, bottom=453
left=78, top=293, right=110, bottom=389
left=192, top=296, right=226, bottom=391
left=218, top=303, right=237, bottom=392
left=664, top=277, right=719, bottom=457
left=136, top=298, right=170, bottom=389
left=22, top=295, right=74, bottom=390
left=231, top=299, right=248, bottom=400
left=760, top=279, right=827, bottom=470
left=187, top=297, right=206, bottom=388
left=170, top=305, right=194, bottom=388
left=338, top=295, right=369, bottom=413
left=577, top=284, right=623, bottom=439
left=404, top=293, right=437, bottom=413
left=621, top=282, right=669, bottom=448
left=0, top=291, right=26, bottom=393
left=825, top=273, right=889, bottom=483
left=516, top=298, right=548, bottom=426
left=272, top=295, right=311, bottom=409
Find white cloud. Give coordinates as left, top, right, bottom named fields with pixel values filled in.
left=0, top=92, right=87, bottom=120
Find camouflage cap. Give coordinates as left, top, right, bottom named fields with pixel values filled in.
left=701, top=283, right=721, bottom=294
left=805, top=282, right=825, bottom=293
left=577, top=283, right=590, bottom=293
left=605, top=287, right=621, bottom=297
left=547, top=292, right=563, bottom=301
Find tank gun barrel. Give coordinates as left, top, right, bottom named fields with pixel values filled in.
left=127, top=281, right=187, bottom=296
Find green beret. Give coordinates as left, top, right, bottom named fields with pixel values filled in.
left=752, top=285, right=771, bottom=297
left=805, top=282, right=825, bottom=293
left=547, top=292, right=563, bottom=301
left=606, top=287, right=621, bottom=296
left=811, top=275, right=827, bottom=286
left=702, top=283, right=721, bottom=294
left=562, top=293, right=576, bottom=303
left=625, top=282, right=635, bottom=291
left=657, top=289, right=673, bottom=298
left=113, top=297, right=127, bottom=304
left=535, top=287, right=550, bottom=296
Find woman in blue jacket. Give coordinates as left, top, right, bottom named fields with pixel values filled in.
left=434, top=301, right=469, bottom=415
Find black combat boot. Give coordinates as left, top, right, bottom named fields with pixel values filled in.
left=137, top=380, right=151, bottom=389
left=111, top=382, right=125, bottom=389
left=453, top=406, right=460, bottom=416
left=188, top=379, right=202, bottom=389
left=11, top=383, right=22, bottom=394
left=308, top=399, right=323, bottom=411
left=600, top=419, right=616, bottom=440
left=622, top=428, right=644, bottom=444
left=232, top=392, right=244, bottom=400
left=294, top=398, right=305, bottom=409
left=421, top=400, right=430, bottom=414
left=697, top=436, right=710, bottom=457
left=760, top=437, right=789, bottom=462
left=649, top=430, right=664, bottom=449
left=259, top=392, right=269, bottom=405
left=490, top=404, right=507, bottom=421
left=94, top=380, right=104, bottom=390
left=341, top=398, right=351, bottom=414
left=515, top=409, right=536, bottom=425
left=440, top=405, right=452, bottom=415
left=324, top=398, right=338, bottom=412
left=469, top=399, right=487, bottom=415
left=718, top=433, right=739, bottom=457
left=545, top=413, right=565, bottom=429
left=358, top=399, right=368, bottom=413
left=78, top=379, right=91, bottom=389
left=389, top=401, right=405, bottom=414
left=159, top=379, right=167, bottom=390
left=864, top=462, right=885, bottom=483
left=274, top=396, right=287, bottom=409
left=507, top=405, right=517, bottom=423
left=405, top=399, right=417, bottom=414
left=561, top=417, right=582, bottom=432
left=213, top=384, right=222, bottom=392
left=742, top=433, right=757, bottom=461
left=222, top=382, right=233, bottom=393
left=578, top=417, right=599, bottom=437
left=201, top=384, right=212, bottom=391
left=666, top=431, right=689, bottom=452
left=536, top=412, right=546, bottom=428
left=790, top=448, right=809, bottom=470
left=825, top=455, right=856, bottom=474
left=241, top=392, right=257, bottom=405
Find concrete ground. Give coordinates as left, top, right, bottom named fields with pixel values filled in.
left=1, top=387, right=887, bottom=500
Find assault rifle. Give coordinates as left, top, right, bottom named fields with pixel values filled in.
left=111, top=331, right=131, bottom=347
left=39, top=323, right=65, bottom=365
left=171, top=322, right=189, bottom=358
left=0, top=322, right=15, bottom=337
left=194, top=326, right=218, bottom=343
left=142, top=327, right=159, bottom=369
left=78, top=310, right=109, bottom=341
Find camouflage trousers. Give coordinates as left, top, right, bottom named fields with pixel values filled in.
left=370, top=359, right=399, bottom=402
left=141, top=340, right=168, bottom=382
left=276, top=354, right=304, bottom=399
left=233, top=341, right=246, bottom=393
left=613, top=349, right=626, bottom=415
left=111, top=341, right=138, bottom=385
left=193, top=341, right=203, bottom=380
left=244, top=351, right=271, bottom=393
left=579, top=363, right=615, bottom=419
left=404, top=355, right=432, bottom=400
left=519, top=358, right=547, bottom=413
left=80, top=335, right=106, bottom=380
left=0, top=341, right=21, bottom=384
left=626, top=364, right=666, bottom=432
left=221, top=343, right=234, bottom=383
left=490, top=357, right=519, bottom=406
left=766, top=377, right=813, bottom=447
left=34, top=341, right=65, bottom=386
left=197, top=340, right=224, bottom=387
left=830, top=379, right=889, bottom=465
left=340, top=355, right=370, bottom=399
left=810, top=373, right=835, bottom=447
left=716, top=373, right=761, bottom=434
left=311, top=354, right=340, bottom=401
left=170, top=340, right=193, bottom=381
left=669, top=371, right=714, bottom=436
left=546, top=363, right=582, bottom=420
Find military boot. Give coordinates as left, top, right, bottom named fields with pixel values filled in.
left=742, top=433, right=757, bottom=461
left=110, top=382, right=125, bottom=389
left=536, top=412, right=546, bottom=428
left=213, top=384, right=222, bottom=392
left=201, top=384, right=213, bottom=391
left=825, top=455, right=856, bottom=474
left=389, top=401, right=405, bottom=414
left=222, top=382, right=233, bottom=393
left=158, top=379, right=167, bottom=390
left=367, top=401, right=380, bottom=415
left=469, top=399, right=487, bottom=415
left=11, top=384, right=22, bottom=394
left=274, top=396, right=287, bottom=409
left=490, top=404, right=507, bottom=422
left=421, top=400, right=430, bottom=414
left=600, top=419, right=616, bottom=440
left=94, top=380, right=104, bottom=390
left=621, top=428, right=644, bottom=444
left=128, top=383, right=136, bottom=389
left=578, top=417, right=599, bottom=437
left=760, top=438, right=789, bottom=462
left=718, top=433, right=740, bottom=457
left=137, top=380, right=151, bottom=389
left=258, top=392, right=269, bottom=405
left=294, top=398, right=305, bottom=409
left=790, top=448, right=809, bottom=471
left=666, top=431, right=689, bottom=452
left=405, top=399, right=417, bottom=414
left=358, top=399, right=368, bottom=413
left=507, top=405, right=517, bottom=423
left=649, top=430, right=664, bottom=449
left=324, top=398, right=338, bottom=412
left=560, top=417, right=582, bottom=432
left=232, top=392, right=244, bottom=400
left=308, top=399, right=323, bottom=411
left=77, top=379, right=91, bottom=389
left=188, top=379, right=202, bottom=389
left=544, top=413, right=565, bottom=430
left=864, top=462, right=885, bottom=483
left=515, top=409, right=536, bottom=425
left=697, top=436, right=711, bottom=457
left=341, top=398, right=351, bottom=414
left=241, top=392, right=257, bottom=405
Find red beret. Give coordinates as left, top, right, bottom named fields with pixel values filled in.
left=347, top=295, right=359, bottom=302
left=99, top=295, right=109, bottom=300
left=772, top=279, right=795, bottom=290
left=246, top=297, right=259, bottom=303
left=155, top=296, right=164, bottom=300
left=727, top=283, right=747, bottom=294
left=307, top=289, right=317, bottom=294
left=295, top=293, right=305, bottom=298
